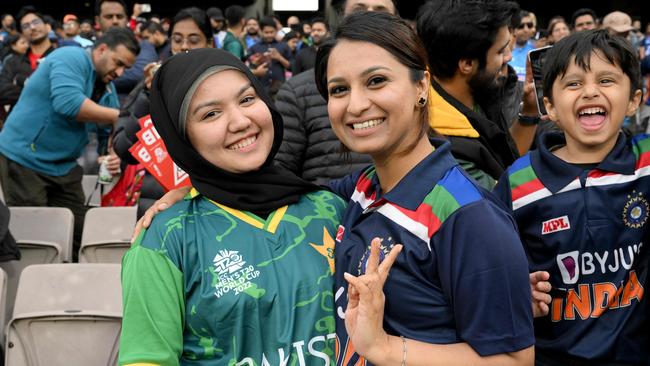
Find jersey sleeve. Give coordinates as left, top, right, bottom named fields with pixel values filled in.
left=119, top=225, right=185, bottom=366
left=327, top=168, right=365, bottom=200
left=432, top=199, right=534, bottom=356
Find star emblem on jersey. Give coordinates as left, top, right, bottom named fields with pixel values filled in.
left=310, top=227, right=335, bottom=274
left=623, top=191, right=649, bottom=229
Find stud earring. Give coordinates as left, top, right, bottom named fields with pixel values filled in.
left=417, top=97, right=427, bottom=107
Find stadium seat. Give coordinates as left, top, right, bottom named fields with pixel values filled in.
left=79, top=206, right=136, bottom=263
left=4, top=263, right=121, bottom=366
left=0, top=207, right=74, bottom=325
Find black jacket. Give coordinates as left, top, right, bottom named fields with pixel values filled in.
left=0, top=46, right=54, bottom=108
left=275, top=69, right=372, bottom=185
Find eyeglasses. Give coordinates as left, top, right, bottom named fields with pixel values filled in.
left=21, top=18, right=44, bottom=31
left=171, top=34, right=204, bottom=46
left=517, top=22, right=534, bottom=30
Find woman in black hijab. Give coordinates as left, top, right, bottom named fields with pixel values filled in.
left=119, top=48, right=346, bottom=365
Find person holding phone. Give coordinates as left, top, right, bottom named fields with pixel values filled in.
left=248, top=16, right=291, bottom=97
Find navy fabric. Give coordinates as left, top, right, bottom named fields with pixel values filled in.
left=493, top=132, right=650, bottom=364
left=330, top=139, right=534, bottom=365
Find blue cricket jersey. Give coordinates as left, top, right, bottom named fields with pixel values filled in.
left=494, top=132, right=650, bottom=365
left=330, top=139, right=534, bottom=365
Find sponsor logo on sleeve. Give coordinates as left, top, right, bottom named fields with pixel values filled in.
left=542, top=215, right=571, bottom=235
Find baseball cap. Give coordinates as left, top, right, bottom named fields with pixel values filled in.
left=63, top=14, right=78, bottom=24
left=207, top=7, right=224, bottom=21
left=602, top=11, right=634, bottom=34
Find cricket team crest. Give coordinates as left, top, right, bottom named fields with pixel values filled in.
left=623, top=191, right=649, bottom=229
left=357, top=238, right=394, bottom=275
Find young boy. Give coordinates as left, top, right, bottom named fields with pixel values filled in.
left=493, top=29, right=647, bottom=365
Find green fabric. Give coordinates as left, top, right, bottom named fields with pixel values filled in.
left=119, top=190, right=345, bottom=366
left=457, top=158, right=497, bottom=190
left=120, top=243, right=185, bottom=366
left=423, top=184, right=460, bottom=223
left=222, top=31, right=244, bottom=60
left=508, top=165, right=537, bottom=188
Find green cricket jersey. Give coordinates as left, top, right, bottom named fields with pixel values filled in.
left=119, top=188, right=346, bottom=366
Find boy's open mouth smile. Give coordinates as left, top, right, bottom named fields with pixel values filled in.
left=577, top=105, right=607, bottom=131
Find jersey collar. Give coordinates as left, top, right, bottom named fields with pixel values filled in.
left=366, top=138, right=458, bottom=211
left=533, top=131, right=635, bottom=193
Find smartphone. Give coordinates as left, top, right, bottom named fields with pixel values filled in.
left=528, top=45, right=552, bottom=116
left=140, top=3, right=151, bottom=13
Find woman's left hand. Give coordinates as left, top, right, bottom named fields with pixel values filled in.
left=344, top=238, right=403, bottom=362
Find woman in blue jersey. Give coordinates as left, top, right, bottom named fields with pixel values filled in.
left=314, top=12, right=535, bottom=365
left=118, top=48, right=347, bottom=365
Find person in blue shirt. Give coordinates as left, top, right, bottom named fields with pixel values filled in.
left=510, top=10, right=536, bottom=82
left=248, top=16, right=291, bottom=97
left=315, top=12, right=534, bottom=365
left=493, top=30, right=647, bottom=365
left=0, top=27, right=138, bottom=257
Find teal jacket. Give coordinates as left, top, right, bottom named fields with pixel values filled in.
left=0, top=46, right=118, bottom=176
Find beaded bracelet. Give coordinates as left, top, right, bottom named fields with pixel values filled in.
left=400, top=335, right=407, bottom=366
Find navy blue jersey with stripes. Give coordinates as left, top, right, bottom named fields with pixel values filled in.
left=329, top=140, right=534, bottom=365
left=494, top=132, right=650, bottom=364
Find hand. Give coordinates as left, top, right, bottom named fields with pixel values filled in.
left=266, top=47, right=280, bottom=60
left=143, top=62, right=160, bottom=90
left=252, top=62, right=269, bottom=77
left=99, top=154, right=121, bottom=176
left=343, top=238, right=403, bottom=362
left=131, top=186, right=191, bottom=242
left=530, top=271, right=552, bottom=317
left=132, top=3, right=142, bottom=17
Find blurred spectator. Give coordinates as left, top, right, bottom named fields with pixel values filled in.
left=62, top=14, right=94, bottom=48
left=248, top=16, right=291, bottom=96
left=282, top=31, right=299, bottom=68
left=342, top=0, right=396, bottom=14
left=0, top=34, right=28, bottom=67
left=287, top=15, right=300, bottom=28
left=602, top=10, right=644, bottom=58
left=0, top=14, right=16, bottom=43
left=243, top=17, right=260, bottom=52
left=0, top=6, right=54, bottom=110
left=80, top=19, right=96, bottom=41
left=206, top=7, right=226, bottom=48
left=96, top=0, right=157, bottom=101
left=510, top=10, right=536, bottom=81
left=141, top=21, right=170, bottom=61
left=222, top=5, right=246, bottom=60
left=292, top=17, right=329, bottom=75
left=0, top=28, right=138, bottom=255
left=547, top=17, right=570, bottom=44
left=571, top=8, right=598, bottom=32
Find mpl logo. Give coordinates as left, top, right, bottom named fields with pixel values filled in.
left=542, top=215, right=571, bottom=235
left=213, top=250, right=246, bottom=275
left=557, top=251, right=579, bottom=284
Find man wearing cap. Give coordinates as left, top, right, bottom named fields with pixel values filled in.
left=62, top=14, right=94, bottom=48
left=207, top=7, right=227, bottom=49
left=602, top=10, right=644, bottom=59
left=0, top=6, right=54, bottom=110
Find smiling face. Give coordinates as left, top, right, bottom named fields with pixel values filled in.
left=544, top=52, right=642, bottom=159
left=186, top=70, right=274, bottom=174
left=170, top=19, right=210, bottom=55
left=469, top=25, right=513, bottom=98
left=325, top=40, right=428, bottom=160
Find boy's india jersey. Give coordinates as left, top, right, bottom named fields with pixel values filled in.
left=119, top=189, right=346, bottom=366
left=494, top=133, right=650, bottom=364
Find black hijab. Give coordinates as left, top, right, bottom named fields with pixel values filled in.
left=150, top=48, right=318, bottom=216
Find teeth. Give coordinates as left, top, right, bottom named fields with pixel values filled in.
left=579, top=107, right=605, bottom=115
left=228, top=135, right=257, bottom=150
left=352, top=119, right=384, bottom=130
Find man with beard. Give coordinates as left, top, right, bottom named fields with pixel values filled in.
left=0, top=28, right=138, bottom=258
left=417, top=0, right=539, bottom=189
left=243, top=17, right=260, bottom=52
left=291, top=17, right=329, bottom=75
left=0, top=6, right=54, bottom=110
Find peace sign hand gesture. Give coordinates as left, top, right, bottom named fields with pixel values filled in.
left=343, top=238, right=403, bottom=362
